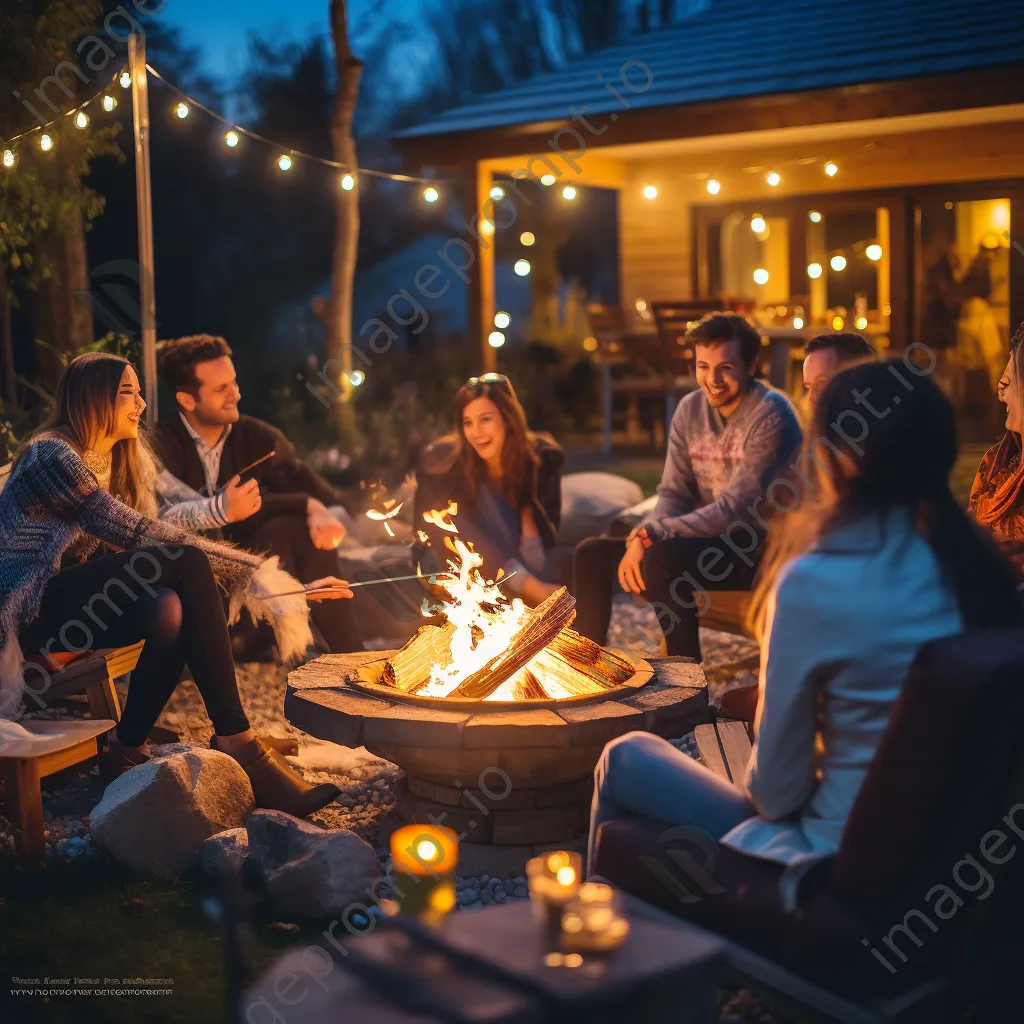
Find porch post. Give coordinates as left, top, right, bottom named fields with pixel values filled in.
left=466, top=161, right=497, bottom=372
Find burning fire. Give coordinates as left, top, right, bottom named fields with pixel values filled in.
left=404, top=506, right=628, bottom=702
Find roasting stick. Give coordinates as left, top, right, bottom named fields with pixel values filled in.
left=260, top=570, right=517, bottom=600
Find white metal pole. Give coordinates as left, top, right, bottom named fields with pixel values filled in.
left=128, top=33, right=158, bottom=423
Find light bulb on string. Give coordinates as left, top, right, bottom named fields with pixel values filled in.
left=562, top=185, right=577, bottom=200
left=224, top=131, right=239, bottom=148
left=74, top=111, right=89, bottom=129
left=540, top=173, right=556, bottom=187
left=855, top=316, right=868, bottom=330
left=119, top=71, right=131, bottom=88
left=643, top=184, right=658, bottom=200
left=480, top=218, right=495, bottom=236
left=514, top=259, right=531, bottom=277
left=866, top=244, right=883, bottom=261
left=830, top=255, right=847, bottom=272
left=807, top=262, right=823, bottom=279
left=39, top=134, right=53, bottom=152
left=809, top=210, right=822, bottom=223
left=277, top=154, right=293, bottom=172
left=706, top=178, right=721, bottom=195
left=832, top=315, right=845, bottom=330
left=102, top=94, right=117, bottom=112
left=423, top=186, right=439, bottom=203
left=750, top=214, right=766, bottom=234
left=2, top=149, right=15, bottom=169
left=494, top=311, right=511, bottom=329
left=753, top=268, right=769, bottom=285
left=824, top=161, right=838, bottom=177
left=489, top=185, right=504, bottom=200
left=349, top=370, right=365, bottom=387
left=793, top=316, right=805, bottom=330
left=488, top=331, right=506, bottom=348
left=340, top=173, right=355, bottom=191
left=766, top=171, right=781, bottom=187
left=175, top=102, right=189, bottom=119
left=520, top=231, right=535, bottom=246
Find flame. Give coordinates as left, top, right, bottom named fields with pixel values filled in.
left=422, top=501, right=459, bottom=533
left=366, top=499, right=405, bottom=538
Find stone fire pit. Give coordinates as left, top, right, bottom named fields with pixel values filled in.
left=285, top=651, right=709, bottom=868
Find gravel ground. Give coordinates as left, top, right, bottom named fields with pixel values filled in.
left=1, top=597, right=787, bottom=1021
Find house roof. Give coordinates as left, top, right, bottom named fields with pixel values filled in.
left=398, top=0, right=1024, bottom=141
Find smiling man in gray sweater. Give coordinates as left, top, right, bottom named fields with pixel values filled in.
left=573, top=313, right=803, bottom=660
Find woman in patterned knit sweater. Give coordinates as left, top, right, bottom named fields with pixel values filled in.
left=0, top=353, right=351, bottom=818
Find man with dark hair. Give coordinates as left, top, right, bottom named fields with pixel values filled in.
left=802, top=332, right=877, bottom=408
left=573, top=313, right=802, bottom=661
left=153, top=335, right=362, bottom=658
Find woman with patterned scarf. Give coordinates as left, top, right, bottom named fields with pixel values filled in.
left=969, top=324, right=1024, bottom=577
left=0, top=353, right=351, bottom=817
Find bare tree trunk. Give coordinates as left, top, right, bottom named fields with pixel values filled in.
left=0, top=261, right=14, bottom=404
left=328, top=0, right=364, bottom=440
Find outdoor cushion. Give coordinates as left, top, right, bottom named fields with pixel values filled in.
left=556, top=472, right=644, bottom=546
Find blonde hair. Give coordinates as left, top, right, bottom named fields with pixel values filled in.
left=19, top=352, right=159, bottom=516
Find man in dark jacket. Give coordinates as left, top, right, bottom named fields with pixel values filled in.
left=153, top=335, right=362, bottom=657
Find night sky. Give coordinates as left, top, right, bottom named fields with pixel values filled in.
left=162, top=0, right=428, bottom=81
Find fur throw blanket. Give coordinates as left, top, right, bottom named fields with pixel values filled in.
left=0, top=437, right=313, bottom=719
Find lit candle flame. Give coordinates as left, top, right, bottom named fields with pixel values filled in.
left=556, top=866, right=576, bottom=886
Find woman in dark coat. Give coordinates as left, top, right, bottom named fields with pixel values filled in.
left=414, top=374, right=565, bottom=606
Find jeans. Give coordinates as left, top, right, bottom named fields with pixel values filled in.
left=19, top=545, right=250, bottom=746
left=588, top=731, right=754, bottom=869
left=572, top=535, right=760, bottom=660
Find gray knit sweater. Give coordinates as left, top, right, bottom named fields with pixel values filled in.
left=649, top=381, right=803, bottom=538
left=0, top=437, right=309, bottom=717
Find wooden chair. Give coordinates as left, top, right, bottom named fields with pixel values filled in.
left=0, top=718, right=117, bottom=866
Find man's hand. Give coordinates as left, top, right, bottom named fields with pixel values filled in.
left=307, top=497, right=347, bottom=550
left=617, top=537, right=647, bottom=594
left=223, top=475, right=262, bottom=523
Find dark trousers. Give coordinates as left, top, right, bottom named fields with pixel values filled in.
left=19, top=546, right=250, bottom=746
left=229, top=515, right=362, bottom=654
left=572, top=536, right=760, bottom=661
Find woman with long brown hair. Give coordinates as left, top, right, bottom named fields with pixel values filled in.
left=969, top=323, right=1024, bottom=575
left=414, top=373, right=565, bottom=606
left=588, top=360, right=1022, bottom=871
left=0, top=353, right=350, bottom=817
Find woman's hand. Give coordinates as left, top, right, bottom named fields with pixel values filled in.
left=305, top=576, right=354, bottom=601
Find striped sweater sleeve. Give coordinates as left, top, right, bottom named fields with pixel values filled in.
left=156, top=469, right=230, bottom=530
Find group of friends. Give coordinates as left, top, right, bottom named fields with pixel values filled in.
left=0, top=314, right=1022, bottom=862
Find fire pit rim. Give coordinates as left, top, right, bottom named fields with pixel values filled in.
left=348, top=656, right=655, bottom=713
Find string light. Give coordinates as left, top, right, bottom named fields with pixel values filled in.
left=808, top=262, right=823, bottom=279
left=175, top=102, right=189, bottom=119
left=583, top=336, right=598, bottom=352
left=540, top=173, right=556, bottom=186
left=423, top=186, right=439, bottom=202
left=119, top=71, right=131, bottom=88
left=277, top=154, right=293, bottom=171
left=753, top=268, right=769, bottom=285
left=480, top=218, right=494, bottom=235
left=643, top=184, right=658, bottom=200
left=706, top=179, right=721, bottom=195
left=102, top=94, right=117, bottom=111
left=350, top=370, right=365, bottom=387
left=488, top=331, right=506, bottom=348
left=39, top=134, right=53, bottom=152
left=494, top=311, right=511, bottom=329
left=489, top=185, right=504, bottom=200
left=224, top=130, right=239, bottom=148
left=514, top=259, right=531, bottom=276
left=855, top=316, right=868, bottom=330
left=866, top=244, right=883, bottom=261
left=750, top=214, right=766, bottom=234
left=766, top=171, right=781, bottom=187
left=793, top=316, right=805, bottom=330
left=520, top=232, right=535, bottom=246
left=809, top=210, right=822, bottom=223
left=832, top=315, right=845, bottom=330
left=74, top=111, right=89, bottom=129
left=825, top=161, right=838, bottom=177
left=830, top=255, right=847, bottom=272
left=340, top=173, right=355, bottom=190
left=562, top=185, right=577, bottom=200
left=2, top=149, right=15, bottom=169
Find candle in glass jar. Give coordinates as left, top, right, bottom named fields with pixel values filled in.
left=559, top=882, right=630, bottom=953
left=390, top=824, right=459, bottom=921
left=526, top=851, right=582, bottom=942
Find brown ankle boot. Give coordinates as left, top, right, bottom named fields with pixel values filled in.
left=227, top=737, right=339, bottom=818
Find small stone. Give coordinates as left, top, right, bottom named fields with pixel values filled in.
left=514, top=885, right=528, bottom=898
left=502, top=879, right=515, bottom=895
left=460, top=888, right=479, bottom=903
left=512, top=876, right=526, bottom=885
left=462, top=901, right=483, bottom=910
left=493, top=890, right=506, bottom=903
left=480, top=890, right=493, bottom=904
left=479, top=874, right=490, bottom=883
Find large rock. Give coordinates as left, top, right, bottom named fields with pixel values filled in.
left=198, top=827, right=250, bottom=877
left=556, top=473, right=645, bottom=545
left=246, top=809, right=380, bottom=919
left=90, top=746, right=254, bottom=876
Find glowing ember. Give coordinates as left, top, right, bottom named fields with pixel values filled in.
left=366, top=498, right=405, bottom=537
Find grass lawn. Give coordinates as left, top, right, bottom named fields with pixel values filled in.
left=0, top=857, right=329, bottom=1023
